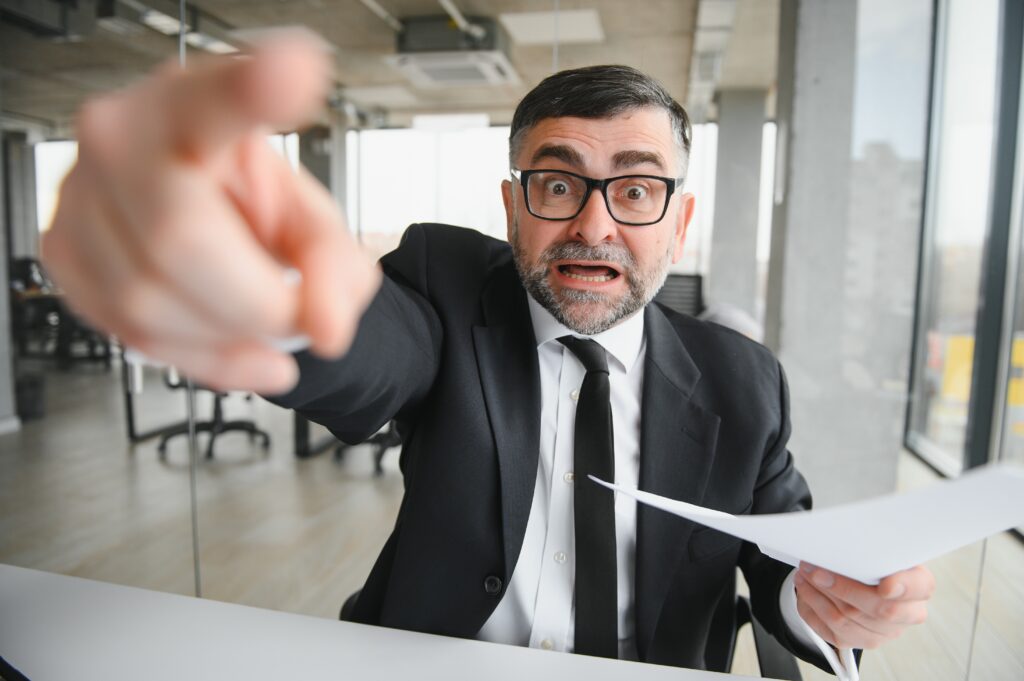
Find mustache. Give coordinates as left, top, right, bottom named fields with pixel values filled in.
left=538, top=241, right=637, bottom=268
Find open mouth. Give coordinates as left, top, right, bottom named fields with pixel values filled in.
left=556, top=262, right=622, bottom=283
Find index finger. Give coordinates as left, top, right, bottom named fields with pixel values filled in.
left=145, top=29, right=332, bottom=163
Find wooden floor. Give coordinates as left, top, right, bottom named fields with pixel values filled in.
left=1, top=360, right=1021, bottom=679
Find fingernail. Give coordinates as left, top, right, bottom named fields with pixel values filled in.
left=885, top=583, right=906, bottom=600
left=812, top=570, right=834, bottom=589
left=801, top=563, right=815, bottom=574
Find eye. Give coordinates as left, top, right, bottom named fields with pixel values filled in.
left=624, top=184, right=648, bottom=201
left=546, top=179, right=570, bottom=196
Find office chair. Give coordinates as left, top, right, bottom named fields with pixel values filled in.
left=9, top=257, right=111, bottom=367
left=53, top=300, right=112, bottom=370
left=157, top=373, right=271, bottom=459
left=705, top=591, right=804, bottom=680
left=654, top=273, right=705, bottom=316
left=334, top=421, right=402, bottom=475
left=339, top=589, right=360, bottom=621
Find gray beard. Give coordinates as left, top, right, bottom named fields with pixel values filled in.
left=510, top=220, right=672, bottom=336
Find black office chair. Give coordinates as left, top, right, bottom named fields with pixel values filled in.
left=334, top=421, right=402, bottom=475
left=157, top=373, right=271, bottom=459
left=53, top=300, right=112, bottom=370
left=705, top=592, right=803, bottom=680
left=654, top=273, right=705, bottom=316
left=339, top=589, right=361, bottom=621
left=9, top=257, right=111, bottom=367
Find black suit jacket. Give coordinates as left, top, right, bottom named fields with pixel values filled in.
left=274, top=223, right=827, bottom=671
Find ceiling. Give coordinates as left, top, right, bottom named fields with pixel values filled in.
left=0, top=0, right=777, bottom=137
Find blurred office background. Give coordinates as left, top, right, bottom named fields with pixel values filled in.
left=0, top=0, right=1022, bottom=678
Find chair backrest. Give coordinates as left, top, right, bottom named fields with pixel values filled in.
left=704, top=584, right=804, bottom=680
left=655, top=273, right=704, bottom=316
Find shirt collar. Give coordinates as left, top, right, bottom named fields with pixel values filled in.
left=527, top=295, right=646, bottom=372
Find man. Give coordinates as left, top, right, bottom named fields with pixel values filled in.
left=43, top=34, right=933, bottom=675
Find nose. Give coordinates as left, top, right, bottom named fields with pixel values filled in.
left=568, top=187, right=619, bottom=246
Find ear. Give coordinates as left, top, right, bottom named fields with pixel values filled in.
left=671, top=192, right=695, bottom=263
left=501, top=179, right=514, bottom=240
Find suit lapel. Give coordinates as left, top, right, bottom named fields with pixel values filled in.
left=635, top=304, right=721, bottom=660
left=472, top=262, right=542, bottom=581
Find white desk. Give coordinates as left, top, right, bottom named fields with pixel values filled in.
left=0, top=565, right=762, bottom=680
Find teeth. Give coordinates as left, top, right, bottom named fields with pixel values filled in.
left=564, top=271, right=614, bottom=283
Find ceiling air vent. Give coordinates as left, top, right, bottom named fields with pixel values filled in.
left=384, top=15, right=520, bottom=88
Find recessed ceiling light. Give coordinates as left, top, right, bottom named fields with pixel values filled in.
left=498, top=9, right=604, bottom=46
left=140, top=9, right=188, bottom=35
left=185, top=33, right=238, bottom=54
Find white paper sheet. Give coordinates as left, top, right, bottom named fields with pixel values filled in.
left=592, top=463, right=1024, bottom=585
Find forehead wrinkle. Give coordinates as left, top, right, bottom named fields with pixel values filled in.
left=530, top=143, right=584, bottom=168
left=612, top=149, right=667, bottom=172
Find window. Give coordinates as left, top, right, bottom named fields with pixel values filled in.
left=906, top=0, right=1001, bottom=475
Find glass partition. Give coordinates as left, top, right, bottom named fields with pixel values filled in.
left=0, top=0, right=197, bottom=594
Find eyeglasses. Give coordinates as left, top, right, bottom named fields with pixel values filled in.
left=511, top=168, right=683, bottom=226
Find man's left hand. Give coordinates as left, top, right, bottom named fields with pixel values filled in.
left=794, top=562, right=935, bottom=649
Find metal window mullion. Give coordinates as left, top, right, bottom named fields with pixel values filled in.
left=988, top=6, right=1024, bottom=472
left=904, top=0, right=949, bottom=470
left=963, top=0, right=1024, bottom=471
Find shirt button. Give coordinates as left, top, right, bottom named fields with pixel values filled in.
left=570, top=389, right=580, bottom=401
left=553, top=551, right=567, bottom=564
left=483, top=575, right=503, bottom=595
left=540, top=639, right=554, bottom=650
left=563, top=471, right=575, bottom=483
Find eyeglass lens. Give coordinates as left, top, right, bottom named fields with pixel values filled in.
left=525, top=171, right=669, bottom=223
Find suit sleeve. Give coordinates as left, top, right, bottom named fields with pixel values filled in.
left=738, top=360, right=837, bottom=673
left=266, top=228, right=444, bottom=444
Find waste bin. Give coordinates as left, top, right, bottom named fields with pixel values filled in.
left=15, top=373, right=45, bottom=421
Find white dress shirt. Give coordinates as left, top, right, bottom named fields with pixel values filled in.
left=476, top=296, right=814, bottom=666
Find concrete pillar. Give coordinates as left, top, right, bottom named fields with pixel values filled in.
left=709, top=89, right=766, bottom=319
left=2, top=132, right=40, bottom=259
left=298, top=116, right=349, bottom=211
left=0, top=130, right=22, bottom=434
left=764, top=0, right=918, bottom=504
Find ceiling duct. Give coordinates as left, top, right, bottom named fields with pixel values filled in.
left=385, top=15, right=519, bottom=89
left=0, top=0, right=97, bottom=39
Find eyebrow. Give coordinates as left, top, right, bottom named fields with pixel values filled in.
left=612, top=149, right=667, bottom=172
left=530, top=144, right=584, bottom=168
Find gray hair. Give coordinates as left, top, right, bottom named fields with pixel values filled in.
left=508, top=65, right=692, bottom=179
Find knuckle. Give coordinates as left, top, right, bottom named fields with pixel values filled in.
left=876, top=600, right=898, bottom=620
left=118, top=281, right=163, bottom=333
left=110, top=304, right=151, bottom=348
left=825, top=609, right=846, bottom=628
left=149, top=218, right=201, bottom=265
left=837, top=602, right=859, bottom=619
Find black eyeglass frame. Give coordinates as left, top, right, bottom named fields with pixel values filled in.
left=511, top=168, right=684, bottom=227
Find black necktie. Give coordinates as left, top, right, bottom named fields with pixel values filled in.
left=558, top=335, right=618, bottom=659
